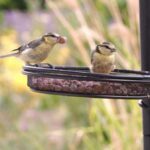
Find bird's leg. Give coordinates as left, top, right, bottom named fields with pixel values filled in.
left=25, top=62, right=39, bottom=67
left=34, top=63, right=53, bottom=68
left=25, top=62, right=31, bottom=66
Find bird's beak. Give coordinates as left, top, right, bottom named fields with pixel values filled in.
left=57, top=36, right=67, bottom=44
left=111, top=48, right=116, bottom=52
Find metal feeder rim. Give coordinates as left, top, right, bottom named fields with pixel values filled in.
left=24, top=65, right=150, bottom=75
left=23, top=65, right=150, bottom=99
left=23, top=65, right=150, bottom=83
left=23, top=70, right=150, bottom=83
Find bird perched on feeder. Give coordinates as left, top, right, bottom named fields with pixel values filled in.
left=91, top=42, right=116, bottom=74
left=0, top=33, right=67, bottom=65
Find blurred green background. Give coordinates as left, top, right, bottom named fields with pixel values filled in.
left=0, top=0, right=142, bottom=149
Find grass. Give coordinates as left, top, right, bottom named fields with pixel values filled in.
left=0, top=0, right=142, bottom=149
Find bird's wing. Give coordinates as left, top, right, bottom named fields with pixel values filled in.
left=27, top=38, right=43, bottom=49
left=11, top=44, right=29, bottom=54
left=12, top=38, right=43, bottom=53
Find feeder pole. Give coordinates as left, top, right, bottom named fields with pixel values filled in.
left=140, top=0, right=150, bottom=149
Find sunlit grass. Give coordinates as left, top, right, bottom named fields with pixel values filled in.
left=0, top=0, right=142, bottom=149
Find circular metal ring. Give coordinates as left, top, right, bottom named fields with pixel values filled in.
left=23, top=65, right=150, bottom=99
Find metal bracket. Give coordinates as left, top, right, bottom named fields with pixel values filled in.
left=139, top=100, right=150, bottom=109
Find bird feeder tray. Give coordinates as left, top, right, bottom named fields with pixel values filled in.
left=23, top=65, right=150, bottom=99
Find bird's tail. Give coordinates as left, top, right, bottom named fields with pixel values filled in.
left=0, top=51, right=19, bottom=58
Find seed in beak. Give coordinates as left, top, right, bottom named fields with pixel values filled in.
left=57, top=36, right=67, bottom=44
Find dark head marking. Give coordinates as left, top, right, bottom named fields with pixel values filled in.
left=101, top=42, right=116, bottom=52
left=44, top=33, right=60, bottom=38
left=95, top=45, right=102, bottom=54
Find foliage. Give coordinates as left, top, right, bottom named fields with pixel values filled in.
left=0, top=0, right=27, bottom=10
left=0, top=0, right=142, bottom=150
left=0, top=0, right=45, bottom=10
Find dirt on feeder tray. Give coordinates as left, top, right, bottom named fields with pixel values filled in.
left=28, top=76, right=150, bottom=96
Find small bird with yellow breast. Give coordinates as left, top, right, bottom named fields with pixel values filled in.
left=91, top=42, right=116, bottom=74
left=0, top=32, right=67, bottom=65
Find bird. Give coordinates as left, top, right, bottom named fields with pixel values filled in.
left=0, top=32, right=67, bottom=65
left=90, top=42, right=116, bottom=74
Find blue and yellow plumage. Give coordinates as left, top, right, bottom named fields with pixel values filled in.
left=91, top=42, right=116, bottom=74
left=0, top=33, right=67, bottom=64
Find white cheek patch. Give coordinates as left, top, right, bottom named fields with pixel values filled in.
left=105, top=49, right=112, bottom=55
left=52, top=37, right=59, bottom=43
left=100, top=48, right=111, bottom=55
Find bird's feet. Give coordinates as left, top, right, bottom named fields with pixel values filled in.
left=34, top=63, right=53, bottom=68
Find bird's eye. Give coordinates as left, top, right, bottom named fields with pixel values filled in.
left=104, top=45, right=110, bottom=49
left=50, top=35, right=56, bottom=38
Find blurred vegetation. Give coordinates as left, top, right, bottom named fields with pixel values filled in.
left=0, top=0, right=142, bottom=150
left=0, top=0, right=46, bottom=10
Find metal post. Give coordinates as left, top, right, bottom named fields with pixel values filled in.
left=140, top=0, right=150, bottom=149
